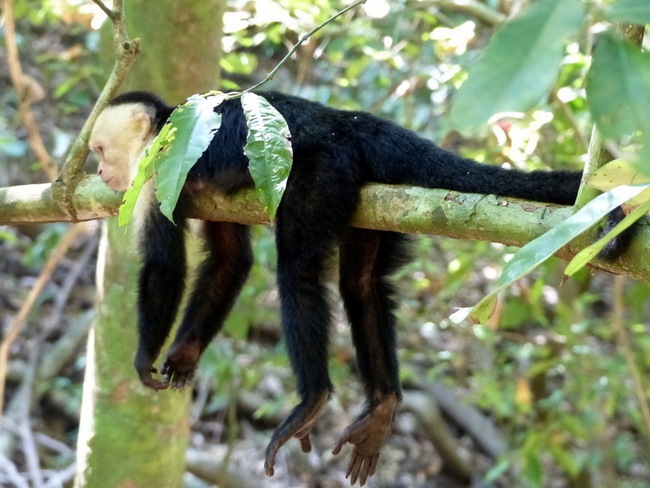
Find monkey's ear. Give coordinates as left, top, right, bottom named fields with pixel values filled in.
left=131, top=106, right=154, bottom=141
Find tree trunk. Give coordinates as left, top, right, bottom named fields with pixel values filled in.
left=75, top=2, right=224, bottom=486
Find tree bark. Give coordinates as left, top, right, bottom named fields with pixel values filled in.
left=74, top=2, right=225, bottom=486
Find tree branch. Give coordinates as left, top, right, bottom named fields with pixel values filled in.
left=3, top=0, right=58, bottom=181
left=0, top=176, right=648, bottom=281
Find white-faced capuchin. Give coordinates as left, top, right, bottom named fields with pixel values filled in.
left=89, top=90, right=632, bottom=486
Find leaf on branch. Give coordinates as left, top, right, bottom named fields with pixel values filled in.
left=242, top=92, right=293, bottom=221
left=155, top=94, right=225, bottom=222
left=589, top=159, right=650, bottom=206
left=466, top=185, right=648, bottom=323
left=118, top=93, right=225, bottom=225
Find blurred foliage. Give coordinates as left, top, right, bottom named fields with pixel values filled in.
left=2, top=0, right=650, bottom=486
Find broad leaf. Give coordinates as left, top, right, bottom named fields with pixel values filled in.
left=605, top=0, right=650, bottom=25
left=587, top=34, right=650, bottom=141
left=155, top=94, right=225, bottom=222
left=451, top=0, right=584, bottom=132
left=468, top=185, right=648, bottom=322
left=118, top=122, right=175, bottom=226
left=242, top=92, right=293, bottom=220
left=589, top=159, right=650, bottom=205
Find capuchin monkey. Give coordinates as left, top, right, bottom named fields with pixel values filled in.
left=88, top=90, right=631, bottom=486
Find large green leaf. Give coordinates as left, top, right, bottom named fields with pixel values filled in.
left=118, top=93, right=225, bottom=225
left=451, top=0, right=585, bottom=132
left=465, top=185, right=648, bottom=323
left=587, top=34, right=650, bottom=141
left=118, top=122, right=174, bottom=226
left=241, top=92, right=293, bottom=220
left=155, top=94, right=225, bottom=222
left=605, top=0, right=650, bottom=25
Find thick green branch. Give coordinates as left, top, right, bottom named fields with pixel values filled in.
left=1, top=177, right=648, bottom=281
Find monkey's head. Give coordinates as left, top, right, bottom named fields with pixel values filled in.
left=89, top=92, right=173, bottom=191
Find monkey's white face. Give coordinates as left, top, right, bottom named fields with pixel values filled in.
left=89, top=104, right=155, bottom=191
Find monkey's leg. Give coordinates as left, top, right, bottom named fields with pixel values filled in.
left=135, top=207, right=188, bottom=390
left=334, top=229, right=411, bottom=486
left=161, top=222, right=253, bottom=389
left=264, top=161, right=360, bottom=477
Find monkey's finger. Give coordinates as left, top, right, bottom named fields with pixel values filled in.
left=358, top=454, right=378, bottom=486
left=297, top=433, right=312, bottom=453
left=348, top=454, right=362, bottom=486
left=332, top=430, right=351, bottom=455
left=345, top=449, right=359, bottom=479
left=368, top=454, right=379, bottom=478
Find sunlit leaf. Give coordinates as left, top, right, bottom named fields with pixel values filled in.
left=118, top=122, right=174, bottom=226
left=451, top=0, right=585, bottom=132
left=589, top=159, right=650, bottom=205
left=242, top=92, right=293, bottom=220
left=154, top=93, right=225, bottom=222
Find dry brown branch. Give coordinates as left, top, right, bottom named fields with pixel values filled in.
left=2, top=0, right=58, bottom=181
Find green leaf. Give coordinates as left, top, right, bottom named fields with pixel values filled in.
left=605, top=0, right=650, bottom=25
left=469, top=185, right=647, bottom=322
left=589, top=159, right=650, bottom=205
left=154, top=94, right=225, bottom=222
left=587, top=34, right=650, bottom=140
left=451, top=0, right=585, bottom=132
left=118, top=122, right=174, bottom=226
left=565, top=191, right=650, bottom=275
left=242, top=92, right=293, bottom=220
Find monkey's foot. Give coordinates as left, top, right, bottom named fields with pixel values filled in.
left=264, top=391, right=330, bottom=477
left=161, top=341, right=201, bottom=389
left=135, top=352, right=169, bottom=391
left=332, top=393, right=398, bottom=486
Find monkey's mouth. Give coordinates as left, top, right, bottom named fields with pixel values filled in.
left=102, top=176, right=121, bottom=191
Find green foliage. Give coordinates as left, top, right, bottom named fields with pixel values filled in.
left=119, top=94, right=225, bottom=224
left=242, top=92, right=293, bottom=220
left=465, top=185, right=648, bottom=322
left=451, top=0, right=585, bottom=132
left=605, top=0, right=650, bottom=24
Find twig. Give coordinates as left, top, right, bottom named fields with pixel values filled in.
left=0, top=223, right=91, bottom=419
left=53, top=0, right=140, bottom=220
left=92, top=0, right=116, bottom=20
left=18, top=349, right=43, bottom=488
left=240, top=1, right=367, bottom=95
left=3, top=0, right=57, bottom=181
left=0, top=452, right=29, bottom=488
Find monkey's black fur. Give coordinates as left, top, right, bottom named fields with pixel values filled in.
left=117, top=91, right=630, bottom=481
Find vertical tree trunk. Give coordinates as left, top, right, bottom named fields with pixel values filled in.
left=75, top=2, right=224, bottom=486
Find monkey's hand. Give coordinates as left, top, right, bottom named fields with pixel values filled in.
left=332, top=394, right=398, bottom=486
left=161, top=340, right=201, bottom=389
left=134, top=353, right=169, bottom=391
left=264, top=391, right=330, bottom=477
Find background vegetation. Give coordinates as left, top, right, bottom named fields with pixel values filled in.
left=1, top=0, right=649, bottom=487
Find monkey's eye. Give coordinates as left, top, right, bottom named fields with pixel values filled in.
left=92, top=145, right=105, bottom=157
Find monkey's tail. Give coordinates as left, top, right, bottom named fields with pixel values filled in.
left=597, top=206, right=637, bottom=260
